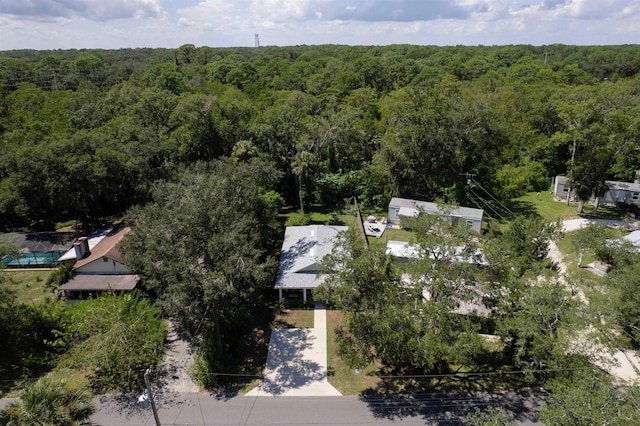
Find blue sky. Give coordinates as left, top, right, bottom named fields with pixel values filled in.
left=1, top=1, right=638, bottom=50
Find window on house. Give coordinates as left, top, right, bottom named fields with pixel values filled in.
left=562, top=187, right=569, bottom=192
left=633, top=192, right=639, bottom=200
left=102, top=257, right=109, bottom=262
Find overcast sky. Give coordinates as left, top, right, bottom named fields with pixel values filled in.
left=1, top=0, right=638, bottom=51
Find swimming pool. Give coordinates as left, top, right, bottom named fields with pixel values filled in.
left=2, top=252, right=63, bottom=267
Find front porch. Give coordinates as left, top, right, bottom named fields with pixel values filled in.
left=278, top=288, right=314, bottom=305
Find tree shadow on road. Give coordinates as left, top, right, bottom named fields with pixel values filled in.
left=360, top=388, right=545, bottom=425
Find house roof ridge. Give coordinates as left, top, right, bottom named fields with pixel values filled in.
left=73, top=226, right=131, bottom=270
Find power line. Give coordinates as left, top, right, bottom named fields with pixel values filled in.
left=377, top=366, right=594, bottom=379
left=471, top=178, right=516, bottom=218
left=468, top=189, right=505, bottom=220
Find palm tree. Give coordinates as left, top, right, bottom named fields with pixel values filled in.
left=0, top=377, right=95, bottom=425
left=291, top=150, right=318, bottom=212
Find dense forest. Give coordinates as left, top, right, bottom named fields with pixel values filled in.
left=1, top=44, right=639, bottom=230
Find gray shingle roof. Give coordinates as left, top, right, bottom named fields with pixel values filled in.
left=274, top=225, right=348, bottom=290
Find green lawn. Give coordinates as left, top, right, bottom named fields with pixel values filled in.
left=326, top=310, right=381, bottom=395
left=0, top=269, right=55, bottom=304
left=509, top=191, right=630, bottom=224
left=509, top=191, right=578, bottom=223
left=272, top=309, right=314, bottom=328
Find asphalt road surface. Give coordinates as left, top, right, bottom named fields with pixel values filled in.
left=90, top=390, right=543, bottom=425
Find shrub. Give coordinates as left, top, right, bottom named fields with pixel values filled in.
left=495, top=161, right=548, bottom=200
left=0, top=377, right=95, bottom=426
left=57, top=292, right=166, bottom=391
left=45, top=263, right=74, bottom=291
left=285, top=211, right=311, bottom=226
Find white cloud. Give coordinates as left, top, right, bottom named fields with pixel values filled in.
left=0, top=0, right=165, bottom=22
left=0, top=0, right=638, bottom=50
left=178, top=17, right=196, bottom=27
left=513, top=0, right=639, bottom=20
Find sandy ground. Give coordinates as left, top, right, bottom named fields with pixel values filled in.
left=547, top=219, right=639, bottom=384
left=158, top=319, right=200, bottom=393
left=561, top=217, right=633, bottom=233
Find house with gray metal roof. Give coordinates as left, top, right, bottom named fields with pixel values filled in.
left=275, top=225, right=348, bottom=303
left=553, top=175, right=640, bottom=207
left=388, top=197, right=484, bottom=232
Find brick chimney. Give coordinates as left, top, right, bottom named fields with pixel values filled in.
left=74, top=237, right=90, bottom=260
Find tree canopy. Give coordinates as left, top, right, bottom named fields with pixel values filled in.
left=1, top=44, right=639, bottom=229
left=122, top=159, right=282, bottom=381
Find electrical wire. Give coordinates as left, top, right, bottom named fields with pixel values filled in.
left=0, top=365, right=597, bottom=384
left=471, top=178, right=517, bottom=218
left=465, top=191, right=489, bottom=219
left=468, top=189, right=505, bottom=220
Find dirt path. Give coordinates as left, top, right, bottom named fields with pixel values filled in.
left=548, top=220, right=639, bottom=384
left=158, top=319, right=200, bottom=393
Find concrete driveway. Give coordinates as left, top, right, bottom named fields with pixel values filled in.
left=246, top=304, right=341, bottom=397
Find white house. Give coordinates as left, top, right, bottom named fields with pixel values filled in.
left=57, top=226, right=139, bottom=299
left=388, top=197, right=484, bottom=232
left=386, top=240, right=488, bottom=265
left=388, top=241, right=491, bottom=317
left=614, top=230, right=640, bottom=253
left=553, top=175, right=640, bottom=207
left=274, top=225, right=348, bottom=304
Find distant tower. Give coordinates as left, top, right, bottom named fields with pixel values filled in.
left=255, top=33, right=260, bottom=48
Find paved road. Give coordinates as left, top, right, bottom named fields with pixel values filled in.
left=89, top=390, right=544, bottom=425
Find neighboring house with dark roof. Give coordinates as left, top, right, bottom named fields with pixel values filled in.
left=274, top=225, right=348, bottom=304
left=1, top=232, right=75, bottom=267
left=57, top=226, right=139, bottom=299
left=388, top=197, right=484, bottom=232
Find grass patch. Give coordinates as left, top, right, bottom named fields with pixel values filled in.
left=0, top=270, right=55, bottom=304
left=326, top=310, right=381, bottom=395
left=383, top=227, right=414, bottom=242
left=272, top=309, right=314, bottom=328
left=508, top=192, right=630, bottom=224
left=46, top=368, right=90, bottom=391
left=556, top=233, right=597, bottom=272
left=508, top=191, right=578, bottom=223
left=556, top=226, right=625, bottom=274
left=55, top=219, right=78, bottom=231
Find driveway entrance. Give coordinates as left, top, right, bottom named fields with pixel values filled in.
left=246, top=304, right=341, bottom=397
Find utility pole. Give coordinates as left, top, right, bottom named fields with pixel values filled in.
left=144, top=367, right=161, bottom=426
left=460, top=172, right=476, bottom=186
left=544, top=52, right=550, bottom=65
left=567, top=133, right=577, bottom=206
